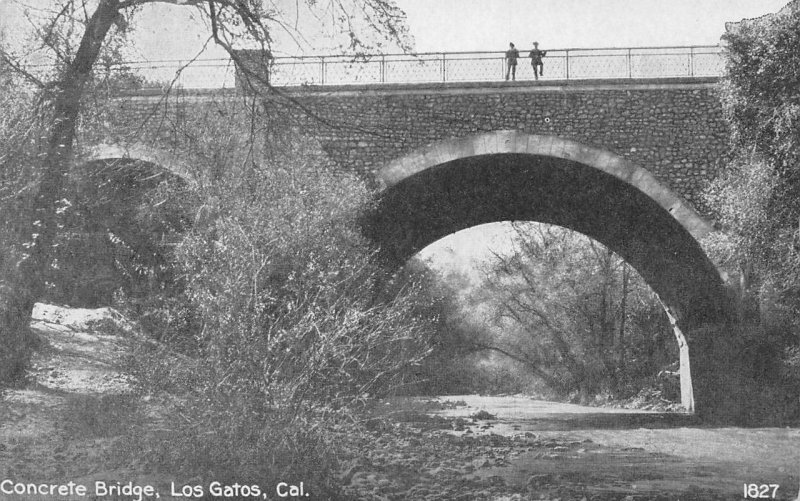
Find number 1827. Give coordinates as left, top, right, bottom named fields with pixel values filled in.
left=743, top=484, right=779, bottom=499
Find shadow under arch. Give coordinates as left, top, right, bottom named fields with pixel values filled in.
left=51, top=155, right=195, bottom=307
left=76, top=143, right=196, bottom=185
left=367, top=131, right=733, bottom=414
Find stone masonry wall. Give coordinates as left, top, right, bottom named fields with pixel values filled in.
left=93, top=78, right=730, bottom=213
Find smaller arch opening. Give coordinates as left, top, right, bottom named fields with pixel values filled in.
left=48, top=157, right=195, bottom=307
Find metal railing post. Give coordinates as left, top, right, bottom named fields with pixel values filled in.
left=565, top=50, right=570, bottom=79
left=627, top=48, right=632, bottom=78
left=441, top=53, right=447, bottom=82
left=380, top=54, right=386, bottom=83
left=689, top=47, right=695, bottom=77
left=320, top=57, right=326, bottom=84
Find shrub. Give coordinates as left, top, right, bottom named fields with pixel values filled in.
left=44, top=159, right=195, bottom=307
left=700, top=7, right=800, bottom=423
left=126, top=113, right=441, bottom=491
left=0, top=65, right=42, bottom=384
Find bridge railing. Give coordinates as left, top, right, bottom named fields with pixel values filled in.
left=23, top=45, right=724, bottom=91
left=256, top=45, right=724, bottom=86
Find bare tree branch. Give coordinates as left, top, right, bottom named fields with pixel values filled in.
left=0, top=50, right=48, bottom=89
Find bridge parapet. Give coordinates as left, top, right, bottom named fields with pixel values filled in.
left=89, top=75, right=729, bottom=216
left=237, top=45, right=724, bottom=88
left=36, top=45, right=723, bottom=91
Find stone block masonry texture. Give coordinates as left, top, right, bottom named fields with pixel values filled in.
left=94, top=79, right=729, bottom=215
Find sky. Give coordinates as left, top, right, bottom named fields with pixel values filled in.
left=0, top=0, right=790, bottom=62
left=132, top=0, right=789, bottom=59
left=401, top=0, right=788, bottom=52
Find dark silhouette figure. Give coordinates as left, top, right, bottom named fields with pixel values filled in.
left=529, top=42, right=546, bottom=80
left=505, top=43, right=520, bottom=81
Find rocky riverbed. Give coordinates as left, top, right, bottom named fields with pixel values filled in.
left=1, top=305, right=799, bottom=501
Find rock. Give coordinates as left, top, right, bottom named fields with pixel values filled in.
left=471, top=409, right=497, bottom=420
left=527, top=473, right=555, bottom=488
left=32, top=303, right=137, bottom=335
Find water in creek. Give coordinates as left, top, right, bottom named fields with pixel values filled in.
left=425, top=395, right=800, bottom=499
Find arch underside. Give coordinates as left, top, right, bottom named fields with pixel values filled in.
left=371, top=152, right=727, bottom=329
left=76, top=143, right=195, bottom=185
left=76, top=157, right=187, bottom=190
left=70, top=156, right=193, bottom=251
left=52, top=156, right=193, bottom=306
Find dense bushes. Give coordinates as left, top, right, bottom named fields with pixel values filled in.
left=714, top=4, right=800, bottom=319
left=490, top=224, right=675, bottom=401
left=123, top=108, right=441, bottom=491
left=44, top=159, right=194, bottom=307
left=0, top=59, right=191, bottom=385
left=0, top=67, right=42, bottom=384
left=700, top=3, right=800, bottom=422
left=413, top=223, right=675, bottom=402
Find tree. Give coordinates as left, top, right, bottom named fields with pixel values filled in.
left=477, top=222, right=673, bottom=399
left=0, top=0, right=413, bottom=383
left=712, top=2, right=800, bottom=319
left=0, top=32, right=43, bottom=381
left=702, top=1, right=800, bottom=424
left=117, top=105, right=441, bottom=491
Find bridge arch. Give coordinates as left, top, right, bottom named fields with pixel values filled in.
left=76, top=143, right=196, bottom=185
left=50, top=147, right=195, bottom=307
left=369, top=130, right=733, bottom=412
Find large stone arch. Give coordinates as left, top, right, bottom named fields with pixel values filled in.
left=369, top=130, right=733, bottom=413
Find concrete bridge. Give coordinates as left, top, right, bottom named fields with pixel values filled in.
left=77, top=65, right=739, bottom=417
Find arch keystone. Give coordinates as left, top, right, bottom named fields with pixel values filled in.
left=495, top=129, right=522, bottom=153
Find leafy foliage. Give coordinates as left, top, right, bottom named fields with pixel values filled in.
left=447, top=223, right=674, bottom=400
left=46, top=159, right=194, bottom=307
left=0, top=47, right=44, bottom=382
left=704, top=3, right=800, bottom=418
left=721, top=6, right=800, bottom=174
left=714, top=5, right=800, bottom=319
left=0, top=0, right=416, bottom=389
left=125, top=108, right=441, bottom=489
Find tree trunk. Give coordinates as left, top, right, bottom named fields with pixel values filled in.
left=617, top=263, right=629, bottom=375
left=0, top=0, right=120, bottom=381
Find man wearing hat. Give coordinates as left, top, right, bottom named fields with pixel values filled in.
left=529, top=42, right=547, bottom=80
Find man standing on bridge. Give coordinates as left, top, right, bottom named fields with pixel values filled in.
left=505, top=42, right=520, bottom=81
left=529, top=41, right=547, bottom=80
